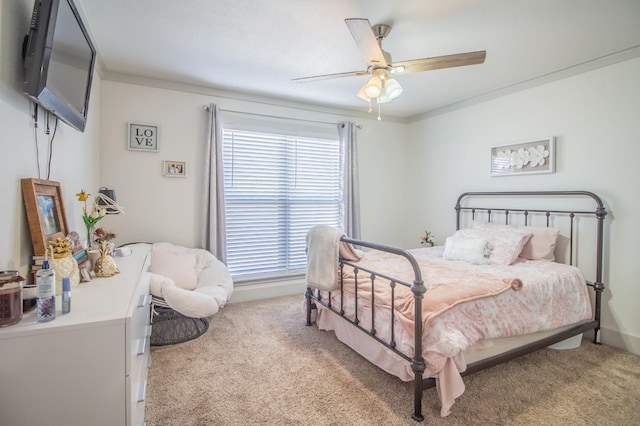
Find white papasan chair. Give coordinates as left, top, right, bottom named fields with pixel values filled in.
left=148, top=242, right=233, bottom=345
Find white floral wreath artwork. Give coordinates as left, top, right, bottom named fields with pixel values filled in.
left=490, top=137, right=555, bottom=176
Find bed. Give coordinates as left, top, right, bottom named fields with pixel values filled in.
left=304, top=191, right=607, bottom=421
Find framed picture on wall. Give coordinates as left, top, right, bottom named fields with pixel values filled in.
left=163, top=160, right=186, bottom=177
left=490, top=137, right=555, bottom=176
left=128, top=122, right=159, bottom=152
left=21, top=179, right=70, bottom=256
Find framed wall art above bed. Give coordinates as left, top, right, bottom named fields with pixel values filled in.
left=490, top=137, right=555, bottom=176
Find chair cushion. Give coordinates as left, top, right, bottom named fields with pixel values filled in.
left=149, top=273, right=219, bottom=317
left=150, top=242, right=234, bottom=318
left=151, top=249, right=198, bottom=290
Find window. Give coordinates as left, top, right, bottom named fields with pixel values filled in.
left=222, top=128, right=341, bottom=280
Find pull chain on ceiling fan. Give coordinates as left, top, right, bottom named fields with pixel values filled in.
left=293, top=18, right=486, bottom=119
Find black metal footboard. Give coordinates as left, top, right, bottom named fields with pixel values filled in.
left=305, top=190, right=607, bottom=422
left=305, top=238, right=428, bottom=420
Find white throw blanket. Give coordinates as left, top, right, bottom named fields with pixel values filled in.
left=305, top=225, right=363, bottom=291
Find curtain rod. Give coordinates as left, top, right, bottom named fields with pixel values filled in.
left=203, top=105, right=363, bottom=129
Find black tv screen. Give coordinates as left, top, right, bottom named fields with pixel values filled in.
left=23, top=0, right=96, bottom=132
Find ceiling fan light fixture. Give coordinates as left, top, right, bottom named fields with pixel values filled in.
left=364, top=75, right=382, bottom=98
left=377, top=92, right=392, bottom=104
left=384, top=78, right=403, bottom=99
left=357, top=81, right=371, bottom=101
left=376, top=78, right=402, bottom=104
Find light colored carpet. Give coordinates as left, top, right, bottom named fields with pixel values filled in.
left=146, top=294, right=640, bottom=425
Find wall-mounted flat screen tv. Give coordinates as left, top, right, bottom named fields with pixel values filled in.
left=23, top=0, right=96, bottom=133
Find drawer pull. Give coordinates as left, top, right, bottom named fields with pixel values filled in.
left=147, top=354, right=153, bottom=369
left=145, top=325, right=153, bottom=337
left=137, top=337, right=148, bottom=356
left=137, top=294, right=152, bottom=308
left=137, top=380, right=147, bottom=403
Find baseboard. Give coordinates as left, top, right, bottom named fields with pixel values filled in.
left=228, top=278, right=306, bottom=304
left=598, top=326, right=640, bottom=356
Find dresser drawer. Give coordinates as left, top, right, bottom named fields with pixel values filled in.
left=126, top=265, right=151, bottom=377
left=127, top=352, right=150, bottom=426
left=127, top=294, right=151, bottom=375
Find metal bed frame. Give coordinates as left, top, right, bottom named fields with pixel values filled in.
left=305, top=190, right=607, bottom=421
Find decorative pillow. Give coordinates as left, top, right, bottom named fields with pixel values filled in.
left=517, top=226, right=560, bottom=261
left=442, top=235, right=491, bottom=264
left=460, top=223, right=532, bottom=265
left=471, top=221, right=559, bottom=262
left=151, top=249, right=198, bottom=290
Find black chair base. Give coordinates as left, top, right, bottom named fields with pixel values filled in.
left=150, top=306, right=209, bottom=346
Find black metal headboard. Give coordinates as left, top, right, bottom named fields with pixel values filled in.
left=455, top=191, right=606, bottom=262
left=454, top=190, right=607, bottom=333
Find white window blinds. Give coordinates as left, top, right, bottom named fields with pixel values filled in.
left=222, top=128, right=341, bottom=279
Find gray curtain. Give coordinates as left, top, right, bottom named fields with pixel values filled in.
left=201, top=103, right=227, bottom=263
left=338, top=121, right=361, bottom=239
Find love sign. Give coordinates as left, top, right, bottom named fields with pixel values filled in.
left=128, top=123, right=159, bottom=152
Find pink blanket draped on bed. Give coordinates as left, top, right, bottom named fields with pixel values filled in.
left=339, top=253, right=523, bottom=337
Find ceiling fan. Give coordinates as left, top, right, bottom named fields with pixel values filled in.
left=293, top=18, right=486, bottom=115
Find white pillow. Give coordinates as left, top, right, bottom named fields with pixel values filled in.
left=443, top=235, right=491, bottom=264
left=459, top=224, right=532, bottom=265
left=470, top=221, right=558, bottom=262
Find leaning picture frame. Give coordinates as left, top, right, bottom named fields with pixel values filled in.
left=21, top=179, right=70, bottom=256
left=490, top=137, right=556, bottom=176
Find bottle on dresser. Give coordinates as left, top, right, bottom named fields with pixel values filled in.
left=36, top=256, right=56, bottom=322
left=61, top=276, right=71, bottom=314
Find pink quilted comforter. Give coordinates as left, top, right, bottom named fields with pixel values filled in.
left=314, top=246, right=592, bottom=416
left=339, top=250, right=524, bottom=338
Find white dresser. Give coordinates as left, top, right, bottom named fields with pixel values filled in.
left=0, top=244, right=152, bottom=426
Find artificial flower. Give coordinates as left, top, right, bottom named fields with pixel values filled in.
left=76, top=190, right=106, bottom=247
left=94, top=227, right=116, bottom=245
left=75, top=190, right=90, bottom=202
left=420, top=230, right=437, bottom=246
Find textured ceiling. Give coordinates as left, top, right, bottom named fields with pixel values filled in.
left=75, top=0, right=640, bottom=119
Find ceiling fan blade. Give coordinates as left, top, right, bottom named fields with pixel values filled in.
left=345, top=18, right=388, bottom=67
left=292, top=70, right=368, bottom=83
left=391, top=50, right=486, bottom=75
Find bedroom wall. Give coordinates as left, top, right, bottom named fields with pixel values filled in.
left=100, top=79, right=409, bottom=248
left=99, top=78, right=409, bottom=300
left=404, top=57, right=640, bottom=355
left=0, top=0, right=101, bottom=282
